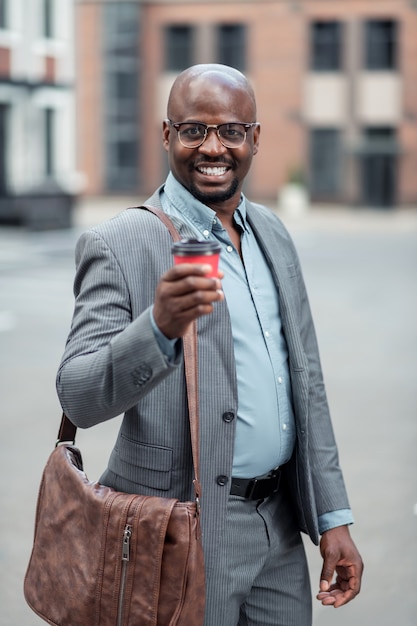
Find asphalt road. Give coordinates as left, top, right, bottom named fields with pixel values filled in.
left=1, top=202, right=416, bottom=625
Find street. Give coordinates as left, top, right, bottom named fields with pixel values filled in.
left=1, top=202, right=416, bottom=625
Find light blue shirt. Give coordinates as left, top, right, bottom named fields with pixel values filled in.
left=151, top=173, right=353, bottom=533
left=160, top=174, right=295, bottom=477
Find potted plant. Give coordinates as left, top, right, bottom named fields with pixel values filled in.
left=278, top=167, right=309, bottom=216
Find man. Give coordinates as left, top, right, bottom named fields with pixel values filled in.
left=57, top=64, right=363, bottom=625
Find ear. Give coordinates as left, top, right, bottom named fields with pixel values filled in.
left=162, top=120, right=170, bottom=152
left=252, top=123, right=260, bottom=156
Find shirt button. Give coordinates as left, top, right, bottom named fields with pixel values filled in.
left=222, top=411, right=235, bottom=423
left=282, top=423, right=287, bottom=431
left=226, top=245, right=233, bottom=253
left=278, top=377, right=283, bottom=384
left=265, top=331, right=270, bottom=338
left=216, top=475, right=229, bottom=487
left=203, top=229, right=210, bottom=237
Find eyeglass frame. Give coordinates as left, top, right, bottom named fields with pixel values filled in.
left=165, top=119, right=259, bottom=149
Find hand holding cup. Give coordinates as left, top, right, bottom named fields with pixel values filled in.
left=153, top=239, right=223, bottom=338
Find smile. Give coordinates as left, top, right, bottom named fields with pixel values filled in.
left=197, top=166, right=228, bottom=176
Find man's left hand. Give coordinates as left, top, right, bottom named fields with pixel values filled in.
left=317, top=525, right=364, bottom=608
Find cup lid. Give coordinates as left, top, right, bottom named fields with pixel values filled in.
left=172, top=239, right=221, bottom=255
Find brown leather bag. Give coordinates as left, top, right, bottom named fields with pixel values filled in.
left=24, top=207, right=206, bottom=625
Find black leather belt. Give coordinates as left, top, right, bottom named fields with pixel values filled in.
left=230, top=468, right=281, bottom=500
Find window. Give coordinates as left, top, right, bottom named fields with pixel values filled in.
left=165, top=25, right=193, bottom=72
left=360, top=127, right=397, bottom=206
left=116, top=140, right=137, bottom=169
left=43, top=0, right=53, bottom=38
left=365, top=126, right=396, bottom=143
left=309, top=128, right=341, bottom=197
left=103, top=3, right=139, bottom=191
left=365, top=20, right=397, bottom=70
left=310, top=21, right=342, bottom=71
left=44, top=108, right=54, bottom=176
left=217, top=24, right=246, bottom=71
left=0, top=0, right=7, bottom=29
left=0, top=104, right=9, bottom=194
left=115, top=72, right=137, bottom=100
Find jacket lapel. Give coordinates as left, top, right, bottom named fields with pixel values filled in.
left=246, top=202, right=309, bottom=426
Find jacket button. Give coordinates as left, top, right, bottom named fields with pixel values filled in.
left=222, top=411, right=235, bottom=423
left=131, top=364, right=152, bottom=387
left=216, top=475, right=229, bottom=487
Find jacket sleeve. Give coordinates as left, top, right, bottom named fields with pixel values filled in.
left=245, top=204, right=352, bottom=540
left=291, top=237, right=351, bottom=519
left=56, top=228, right=181, bottom=428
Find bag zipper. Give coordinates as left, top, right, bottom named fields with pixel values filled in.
left=117, top=524, right=132, bottom=626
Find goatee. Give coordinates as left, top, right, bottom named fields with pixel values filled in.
left=189, top=178, right=239, bottom=205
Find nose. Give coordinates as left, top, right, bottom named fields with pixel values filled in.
left=199, top=128, right=227, bottom=154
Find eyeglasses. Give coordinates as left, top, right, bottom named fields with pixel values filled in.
left=167, top=119, right=258, bottom=149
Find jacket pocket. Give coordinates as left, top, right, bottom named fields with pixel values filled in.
left=109, top=435, right=173, bottom=491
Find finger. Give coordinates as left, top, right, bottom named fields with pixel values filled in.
left=171, top=262, right=225, bottom=280
left=317, top=576, right=360, bottom=608
left=319, top=567, right=336, bottom=593
left=161, top=273, right=223, bottom=298
left=316, top=591, right=336, bottom=606
left=165, top=263, right=217, bottom=281
left=156, top=286, right=223, bottom=319
left=333, top=592, right=354, bottom=608
left=331, top=586, right=358, bottom=608
left=170, top=293, right=220, bottom=315
left=319, top=549, right=340, bottom=592
left=333, top=572, right=361, bottom=607
left=153, top=284, right=224, bottom=338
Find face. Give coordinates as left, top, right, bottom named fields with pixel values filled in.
left=163, top=73, right=260, bottom=213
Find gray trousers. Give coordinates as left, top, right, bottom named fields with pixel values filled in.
left=203, top=490, right=312, bottom=626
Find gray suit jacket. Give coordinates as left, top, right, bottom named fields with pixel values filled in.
left=57, top=188, right=350, bottom=556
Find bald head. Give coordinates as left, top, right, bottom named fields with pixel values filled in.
left=167, top=64, right=257, bottom=121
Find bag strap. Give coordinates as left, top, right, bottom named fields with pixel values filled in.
left=57, top=204, right=202, bottom=507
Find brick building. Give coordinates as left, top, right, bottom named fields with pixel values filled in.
left=0, top=0, right=78, bottom=227
left=76, top=0, right=417, bottom=208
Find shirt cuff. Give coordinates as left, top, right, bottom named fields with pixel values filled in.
left=318, top=509, right=354, bottom=534
left=149, top=307, right=179, bottom=362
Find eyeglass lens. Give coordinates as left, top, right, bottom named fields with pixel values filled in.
left=177, top=123, right=248, bottom=148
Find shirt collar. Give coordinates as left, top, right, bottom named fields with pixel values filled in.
left=163, top=172, right=249, bottom=236
left=234, top=203, right=250, bottom=233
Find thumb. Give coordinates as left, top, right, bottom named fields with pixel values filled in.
left=320, top=557, right=337, bottom=591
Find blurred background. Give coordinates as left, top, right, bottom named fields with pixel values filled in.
left=0, top=1, right=416, bottom=625
left=0, top=0, right=417, bottom=226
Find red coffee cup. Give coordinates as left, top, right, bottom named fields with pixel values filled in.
left=172, top=239, right=221, bottom=278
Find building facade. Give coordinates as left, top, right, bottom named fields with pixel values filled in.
left=0, top=0, right=78, bottom=227
left=76, top=0, right=417, bottom=208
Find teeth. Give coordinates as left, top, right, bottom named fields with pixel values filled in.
left=198, top=166, right=227, bottom=176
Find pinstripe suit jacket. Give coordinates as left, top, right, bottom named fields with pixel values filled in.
left=57, top=188, right=350, bottom=554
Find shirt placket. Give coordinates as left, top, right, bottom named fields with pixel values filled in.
left=240, top=232, right=294, bottom=460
